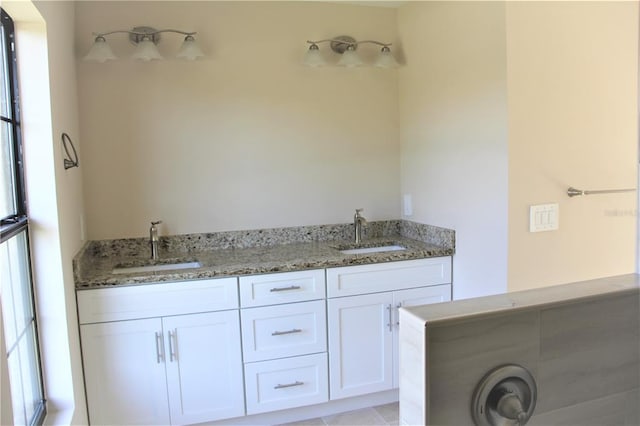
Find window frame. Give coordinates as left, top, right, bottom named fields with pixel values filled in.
left=0, top=6, right=27, bottom=240
left=1, top=7, right=47, bottom=426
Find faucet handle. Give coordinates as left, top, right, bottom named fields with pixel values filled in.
left=355, top=208, right=364, bottom=216
left=151, top=220, right=162, bottom=226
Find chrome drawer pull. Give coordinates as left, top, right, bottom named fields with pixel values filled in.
left=168, top=329, right=178, bottom=362
left=155, top=331, right=164, bottom=364
left=274, top=381, right=304, bottom=389
left=271, top=328, right=302, bottom=336
left=270, top=285, right=302, bottom=292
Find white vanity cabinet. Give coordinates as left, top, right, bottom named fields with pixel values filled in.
left=239, top=269, right=329, bottom=414
left=78, top=278, right=244, bottom=426
left=77, top=256, right=453, bottom=424
left=326, top=258, right=452, bottom=400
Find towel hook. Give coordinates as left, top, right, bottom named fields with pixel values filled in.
left=61, top=132, right=79, bottom=170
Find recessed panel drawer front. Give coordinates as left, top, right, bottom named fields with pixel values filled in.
left=326, top=257, right=452, bottom=298
left=244, top=353, right=328, bottom=415
left=77, top=278, right=239, bottom=324
left=239, top=269, right=326, bottom=308
left=241, top=300, right=327, bottom=362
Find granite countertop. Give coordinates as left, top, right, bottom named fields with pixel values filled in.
left=74, top=220, right=455, bottom=289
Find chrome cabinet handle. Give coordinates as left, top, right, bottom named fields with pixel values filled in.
left=270, top=285, right=302, bottom=292
left=274, top=381, right=304, bottom=389
left=155, top=331, right=164, bottom=364
left=271, top=328, right=303, bottom=336
left=387, top=304, right=393, bottom=332
left=168, top=329, right=178, bottom=362
left=396, top=303, right=402, bottom=326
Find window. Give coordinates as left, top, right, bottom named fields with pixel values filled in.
left=0, top=8, right=46, bottom=426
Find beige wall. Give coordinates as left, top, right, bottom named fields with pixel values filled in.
left=506, top=1, right=639, bottom=291
left=75, top=1, right=400, bottom=240
left=76, top=0, right=639, bottom=294
left=398, top=2, right=509, bottom=299
left=397, top=1, right=638, bottom=296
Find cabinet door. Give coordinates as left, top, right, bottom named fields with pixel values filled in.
left=163, top=310, right=244, bottom=425
left=80, top=319, right=170, bottom=425
left=392, top=285, right=451, bottom=387
left=327, top=292, right=393, bottom=400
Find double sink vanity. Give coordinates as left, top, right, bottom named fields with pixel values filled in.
left=74, top=219, right=455, bottom=425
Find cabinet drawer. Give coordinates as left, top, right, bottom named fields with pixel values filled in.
left=241, top=300, right=326, bottom=362
left=244, top=353, right=328, bottom=415
left=77, top=278, right=239, bottom=324
left=326, top=257, right=452, bottom=298
left=239, top=269, right=325, bottom=307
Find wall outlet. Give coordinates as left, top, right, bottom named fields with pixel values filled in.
left=403, top=194, right=413, bottom=217
left=529, top=203, right=559, bottom=232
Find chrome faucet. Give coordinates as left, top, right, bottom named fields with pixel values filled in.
left=150, top=220, right=162, bottom=260
left=354, top=209, right=366, bottom=244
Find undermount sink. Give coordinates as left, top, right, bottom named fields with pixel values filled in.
left=112, top=259, right=202, bottom=275
left=339, top=245, right=406, bottom=255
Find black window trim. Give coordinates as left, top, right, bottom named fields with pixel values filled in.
left=1, top=7, right=27, bottom=243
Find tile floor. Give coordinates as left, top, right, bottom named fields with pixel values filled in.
left=279, top=402, right=399, bottom=426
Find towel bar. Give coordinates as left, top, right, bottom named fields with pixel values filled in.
left=567, top=187, right=636, bottom=197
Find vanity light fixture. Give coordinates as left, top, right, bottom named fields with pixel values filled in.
left=83, top=26, right=205, bottom=62
left=303, top=35, right=399, bottom=68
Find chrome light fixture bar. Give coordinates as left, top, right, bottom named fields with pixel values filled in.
left=304, top=35, right=399, bottom=68
left=83, top=26, right=204, bottom=62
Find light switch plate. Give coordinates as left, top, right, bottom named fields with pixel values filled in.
left=529, top=203, right=559, bottom=232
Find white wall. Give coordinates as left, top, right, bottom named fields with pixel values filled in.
left=506, top=1, right=638, bottom=291
left=75, top=1, right=401, bottom=240
left=397, top=2, right=509, bottom=299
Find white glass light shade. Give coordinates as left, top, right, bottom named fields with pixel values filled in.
left=374, top=46, right=399, bottom=68
left=303, top=44, right=326, bottom=67
left=177, top=36, right=204, bottom=60
left=337, top=46, right=363, bottom=67
left=131, top=37, right=163, bottom=61
left=83, top=37, right=116, bottom=63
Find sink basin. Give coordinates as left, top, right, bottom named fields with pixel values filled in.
left=112, top=260, right=202, bottom=275
left=339, top=245, right=406, bottom=255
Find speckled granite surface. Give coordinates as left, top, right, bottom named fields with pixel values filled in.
left=74, top=220, right=455, bottom=289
